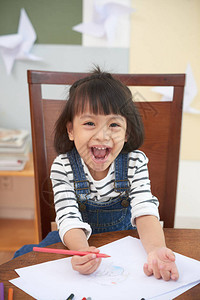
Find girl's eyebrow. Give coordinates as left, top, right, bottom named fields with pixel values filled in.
left=79, top=114, right=94, bottom=119
left=109, top=116, right=125, bottom=122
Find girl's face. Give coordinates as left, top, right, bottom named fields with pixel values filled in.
left=67, top=108, right=127, bottom=181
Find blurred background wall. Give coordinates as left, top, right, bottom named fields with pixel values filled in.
left=129, top=0, right=200, bottom=228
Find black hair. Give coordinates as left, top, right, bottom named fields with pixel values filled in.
left=54, top=66, right=144, bottom=154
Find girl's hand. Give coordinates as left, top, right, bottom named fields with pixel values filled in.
left=71, top=246, right=102, bottom=275
left=144, top=247, right=179, bottom=281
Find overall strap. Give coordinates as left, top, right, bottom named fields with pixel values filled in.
left=114, top=152, right=130, bottom=193
left=67, top=148, right=90, bottom=197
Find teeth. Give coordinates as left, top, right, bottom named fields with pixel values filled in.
left=93, top=147, right=106, bottom=150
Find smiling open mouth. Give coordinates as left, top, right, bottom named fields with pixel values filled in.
left=91, top=147, right=111, bottom=160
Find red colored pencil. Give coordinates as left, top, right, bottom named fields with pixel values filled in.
left=33, top=247, right=110, bottom=258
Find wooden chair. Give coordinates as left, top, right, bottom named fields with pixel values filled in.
left=28, top=70, right=185, bottom=241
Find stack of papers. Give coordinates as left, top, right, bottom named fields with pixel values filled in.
left=0, top=128, right=30, bottom=171
left=10, top=236, right=200, bottom=300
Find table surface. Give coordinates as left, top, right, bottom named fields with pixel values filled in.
left=0, top=228, right=199, bottom=299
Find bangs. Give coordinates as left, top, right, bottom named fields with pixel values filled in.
left=71, top=78, right=130, bottom=117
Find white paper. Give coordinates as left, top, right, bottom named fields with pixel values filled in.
left=0, top=8, right=42, bottom=74
left=151, top=281, right=200, bottom=300
left=73, top=0, right=135, bottom=45
left=152, top=63, right=200, bottom=114
left=9, top=236, right=200, bottom=300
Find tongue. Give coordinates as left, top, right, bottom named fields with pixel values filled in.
left=92, top=148, right=107, bottom=158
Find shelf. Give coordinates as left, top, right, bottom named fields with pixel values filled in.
left=0, top=153, right=34, bottom=177
left=0, top=153, right=40, bottom=245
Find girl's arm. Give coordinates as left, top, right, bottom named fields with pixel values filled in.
left=63, top=228, right=102, bottom=274
left=136, top=215, right=166, bottom=252
left=136, top=215, right=179, bottom=281
left=51, top=157, right=100, bottom=274
left=63, top=228, right=89, bottom=250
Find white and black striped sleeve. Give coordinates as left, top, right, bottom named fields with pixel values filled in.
left=50, top=155, right=92, bottom=243
left=128, top=151, right=160, bottom=226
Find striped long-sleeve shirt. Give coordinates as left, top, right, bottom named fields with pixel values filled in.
left=50, top=150, right=159, bottom=243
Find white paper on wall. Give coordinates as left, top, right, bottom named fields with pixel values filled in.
left=73, top=0, right=135, bottom=46
left=152, top=63, right=200, bottom=114
left=0, top=8, right=42, bottom=75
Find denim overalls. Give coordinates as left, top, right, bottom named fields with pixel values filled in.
left=67, top=148, right=133, bottom=233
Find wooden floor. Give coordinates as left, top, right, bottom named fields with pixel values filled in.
left=0, top=219, right=37, bottom=265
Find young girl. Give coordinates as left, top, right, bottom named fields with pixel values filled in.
left=50, top=66, right=179, bottom=281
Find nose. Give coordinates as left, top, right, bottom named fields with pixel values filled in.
left=94, top=124, right=110, bottom=142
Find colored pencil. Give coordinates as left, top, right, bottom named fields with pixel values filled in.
left=33, top=247, right=110, bottom=258
left=0, top=282, right=4, bottom=300
left=66, top=293, right=74, bottom=300
left=8, top=287, right=13, bottom=300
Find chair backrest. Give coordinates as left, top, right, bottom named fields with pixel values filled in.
left=28, top=70, right=185, bottom=241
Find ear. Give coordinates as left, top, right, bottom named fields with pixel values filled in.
left=66, top=122, right=74, bottom=141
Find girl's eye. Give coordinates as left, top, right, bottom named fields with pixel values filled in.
left=84, top=121, right=95, bottom=126
left=110, top=123, right=119, bottom=128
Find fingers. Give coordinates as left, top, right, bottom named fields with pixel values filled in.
left=159, top=262, right=179, bottom=281
left=88, top=246, right=100, bottom=254
left=170, top=264, right=179, bottom=281
left=79, top=246, right=100, bottom=253
left=72, top=253, right=95, bottom=265
left=143, top=262, right=153, bottom=276
left=144, top=260, right=179, bottom=281
left=160, top=249, right=179, bottom=281
left=165, top=249, right=176, bottom=262
left=159, top=263, right=171, bottom=281
left=152, top=259, right=162, bottom=279
left=71, top=253, right=102, bottom=275
left=144, top=260, right=162, bottom=279
left=75, top=256, right=101, bottom=275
